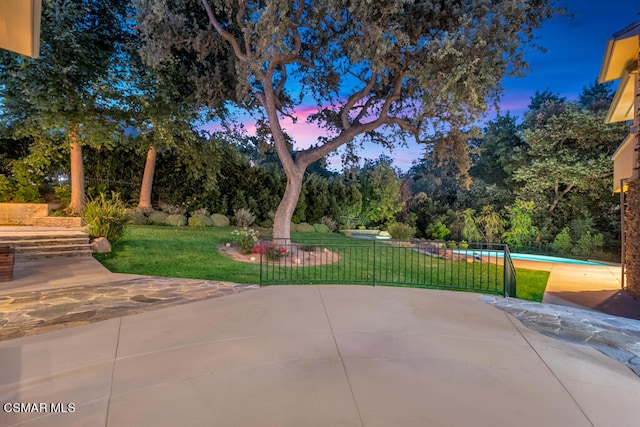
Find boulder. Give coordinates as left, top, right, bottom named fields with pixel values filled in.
left=91, top=237, right=112, bottom=253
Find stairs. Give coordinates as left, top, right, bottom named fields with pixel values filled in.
left=0, top=228, right=92, bottom=260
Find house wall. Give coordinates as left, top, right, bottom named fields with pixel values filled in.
left=613, top=133, right=637, bottom=192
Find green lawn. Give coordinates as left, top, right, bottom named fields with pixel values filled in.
left=95, top=225, right=549, bottom=301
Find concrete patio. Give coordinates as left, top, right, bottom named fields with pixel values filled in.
left=1, top=281, right=639, bottom=426
left=0, top=255, right=639, bottom=426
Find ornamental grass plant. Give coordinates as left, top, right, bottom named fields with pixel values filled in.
left=83, top=192, right=128, bottom=242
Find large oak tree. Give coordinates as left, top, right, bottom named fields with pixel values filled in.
left=136, top=0, right=558, bottom=239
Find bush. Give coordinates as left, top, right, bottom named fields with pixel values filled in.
left=296, top=222, right=315, bottom=233
left=211, top=213, right=230, bottom=227
left=190, top=208, right=210, bottom=217
left=166, top=214, right=187, bottom=227
left=163, top=205, right=187, bottom=215
left=188, top=214, right=213, bottom=227
left=252, top=242, right=286, bottom=261
left=426, top=220, right=450, bottom=240
left=125, top=209, right=148, bottom=225
left=319, top=216, right=337, bottom=232
left=388, top=223, right=415, bottom=240
left=148, top=211, right=169, bottom=225
left=260, top=219, right=273, bottom=228
left=572, top=232, right=604, bottom=258
left=83, top=192, right=128, bottom=242
left=234, top=208, right=256, bottom=227
left=313, top=223, right=330, bottom=234
left=54, top=185, right=71, bottom=204
left=0, top=174, right=14, bottom=202
left=232, top=228, right=259, bottom=255
left=551, top=228, right=573, bottom=255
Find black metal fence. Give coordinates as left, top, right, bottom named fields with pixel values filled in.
left=259, top=238, right=517, bottom=297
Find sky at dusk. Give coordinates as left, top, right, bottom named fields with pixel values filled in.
left=207, top=1, right=640, bottom=171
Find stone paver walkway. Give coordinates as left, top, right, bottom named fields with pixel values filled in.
left=482, top=295, right=640, bottom=376
left=0, top=276, right=258, bottom=341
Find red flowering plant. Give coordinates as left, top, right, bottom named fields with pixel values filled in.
left=252, top=242, right=287, bottom=261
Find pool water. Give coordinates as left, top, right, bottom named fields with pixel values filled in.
left=454, top=250, right=613, bottom=266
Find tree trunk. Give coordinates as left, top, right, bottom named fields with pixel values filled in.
left=138, top=145, right=157, bottom=208
left=67, top=129, right=85, bottom=215
left=272, top=169, right=304, bottom=241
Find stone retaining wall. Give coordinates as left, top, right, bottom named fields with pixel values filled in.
left=0, top=203, right=50, bottom=225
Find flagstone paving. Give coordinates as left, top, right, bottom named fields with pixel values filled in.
left=0, top=277, right=258, bottom=341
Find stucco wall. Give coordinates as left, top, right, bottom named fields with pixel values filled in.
left=0, top=203, right=50, bottom=225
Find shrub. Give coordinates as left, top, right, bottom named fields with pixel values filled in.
left=163, top=205, right=187, bottom=215
left=125, top=209, right=148, bottom=225
left=190, top=208, right=210, bottom=217
left=313, top=223, right=330, bottom=234
left=0, top=174, right=14, bottom=202
left=188, top=214, right=213, bottom=227
left=166, top=214, right=187, bottom=227
left=252, top=243, right=286, bottom=261
left=388, top=223, right=415, bottom=240
left=446, top=241, right=457, bottom=249
left=260, top=219, right=273, bottom=228
left=148, top=211, right=169, bottom=225
left=211, top=213, right=230, bottom=227
left=572, top=232, right=604, bottom=258
left=137, top=206, right=155, bottom=216
left=551, top=228, right=573, bottom=255
left=232, top=228, right=259, bottom=255
left=54, top=185, right=71, bottom=204
left=296, top=222, right=314, bottom=233
left=234, top=208, right=256, bottom=227
left=426, top=220, right=450, bottom=240
left=319, top=216, right=337, bottom=232
left=83, top=192, right=128, bottom=242
left=459, top=241, right=469, bottom=250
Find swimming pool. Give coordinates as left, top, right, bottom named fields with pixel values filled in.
left=454, top=250, right=613, bottom=266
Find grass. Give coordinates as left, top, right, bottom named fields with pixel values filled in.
left=95, top=225, right=549, bottom=301
left=514, top=268, right=550, bottom=302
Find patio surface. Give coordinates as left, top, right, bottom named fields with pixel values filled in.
left=0, top=256, right=639, bottom=426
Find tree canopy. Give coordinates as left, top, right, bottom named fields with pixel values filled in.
left=0, top=0, right=131, bottom=212
left=135, top=0, right=559, bottom=239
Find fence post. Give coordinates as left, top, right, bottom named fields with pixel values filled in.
left=372, top=239, right=376, bottom=287
left=259, top=249, right=263, bottom=287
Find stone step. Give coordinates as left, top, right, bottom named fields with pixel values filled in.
left=0, top=238, right=90, bottom=247
left=15, top=244, right=92, bottom=254
left=0, top=232, right=88, bottom=241
left=0, top=227, right=93, bottom=260
left=32, top=216, right=84, bottom=227
left=17, top=250, right=93, bottom=260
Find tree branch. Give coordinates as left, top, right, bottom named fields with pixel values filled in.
left=549, top=183, right=574, bottom=213
left=341, top=74, right=377, bottom=129
left=200, top=0, right=247, bottom=61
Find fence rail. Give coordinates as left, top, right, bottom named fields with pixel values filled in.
left=259, top=238, right=516, bottom=297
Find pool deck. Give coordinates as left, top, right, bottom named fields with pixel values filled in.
left=512, top=258, right=640, bottom=320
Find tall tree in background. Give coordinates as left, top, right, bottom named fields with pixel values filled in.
left=0, top=0, right=130, bottom=214
left=127, top=6, right=237, bottom=208
left=513, top=87, right=627, bottom=229
left=136, top=0, right=558, bottom=239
